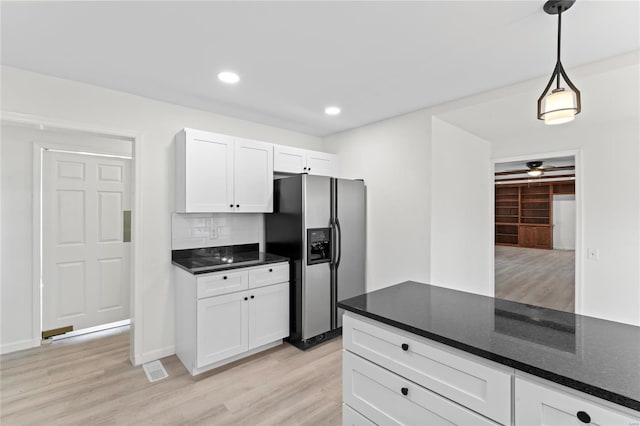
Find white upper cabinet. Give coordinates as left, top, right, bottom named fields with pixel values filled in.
left=175, top=129, right=273, bottom=213
left=234, top=138, right=274, bottom=213
left=274, top=144, right=338, bottom=176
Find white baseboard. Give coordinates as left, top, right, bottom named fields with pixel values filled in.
left=133, top=345, right=176, bottom=366
left=0, top=338, right=40, bottom=355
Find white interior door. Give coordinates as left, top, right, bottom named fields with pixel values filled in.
left=553, top=195, right=576, bottom=250
left=42, top=150, right=131, bottom=336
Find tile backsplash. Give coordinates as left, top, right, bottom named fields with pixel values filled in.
left=171, top=213, right=264, bottom=250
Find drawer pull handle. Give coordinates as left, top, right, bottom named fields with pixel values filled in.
left=244, top=297, right=248, bottom=301
left=250, top=295, right=255, bottom=299
left=401, top=387, right=408, bottom=396
left=223, top=276, right=228, bottom=280
left=269, top=268, right=273, bottom=272
left=401, top=343, right=409, bottom=351
left=229, top=204, right=234, bottom=208
left=576, top=411, right=591, bottom=424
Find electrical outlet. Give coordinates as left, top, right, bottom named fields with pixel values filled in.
left=587, top=248, right=599, bottom=261
left=217, top=226, right=230, bottom=237
left=191, top=227, right=208, bottom=238
left=209, top=228, right=218, bottom=239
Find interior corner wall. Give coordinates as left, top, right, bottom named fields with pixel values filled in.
left=0, top=66, right=322, bottom=357
left=430, top=117, right=493, bottom=296
left=322, top=110, right=431, bottom=292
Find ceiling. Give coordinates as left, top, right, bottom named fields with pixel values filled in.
left=1, top=1, right=639, bottom=136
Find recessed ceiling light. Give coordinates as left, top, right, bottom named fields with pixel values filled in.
left=217, top=71, right=240, bottom=84
left=325, top=106, right=341, bottom=116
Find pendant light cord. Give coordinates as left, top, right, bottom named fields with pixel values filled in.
left=556, top=9, right=562, bottom=89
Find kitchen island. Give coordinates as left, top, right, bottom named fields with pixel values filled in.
left=338, top=281, right=640, bottom=425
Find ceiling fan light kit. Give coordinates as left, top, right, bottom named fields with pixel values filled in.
left=537, top=0, right=581, bottom=125
left=526, top=161, right=544, bottom=177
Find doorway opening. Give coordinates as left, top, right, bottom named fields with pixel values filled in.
left=494, top=155, right=577, bottom=312
left=0, top=120, right=138, bottom=362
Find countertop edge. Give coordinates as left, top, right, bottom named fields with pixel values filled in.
left=172, top=255, right=289, bottom=275
left=338, top=303, right=640, bottom=412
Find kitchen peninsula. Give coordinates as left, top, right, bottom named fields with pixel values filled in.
left=338, top=281, right=640, bottom=425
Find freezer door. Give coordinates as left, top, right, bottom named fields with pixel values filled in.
left=302, top=175, right=332, bottom=339
left=335, top=179, right=366, bottom=328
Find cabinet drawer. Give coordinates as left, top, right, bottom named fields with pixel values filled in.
left=196, top=270, right=248, bottom=299
left=248, top=263, right=289, bottom=289
left=343, top=314, right=512, bottom=425
left=515, top=377, right=639, bottom=426
left=343, top=403, right=376, bottom=426
left=343, top=351, right=499, bottom=426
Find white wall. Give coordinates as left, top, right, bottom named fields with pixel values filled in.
left=0, top=66, right=322, bottom=358
left=430, top=118, right=493, bottom=296
left=323, top=110, right=431, bottom=292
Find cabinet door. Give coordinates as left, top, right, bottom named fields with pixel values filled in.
left=519, top=226, right=534, bottom=248
left=181, top=129, right=234, bottom=212
left=515, top=377, right=639, bottom=426
left=534, top=227, right=552, bottom=249
left=197, top=291, right=248, bottom=367
left=274, top=145, right=306, bottom=174
left=234, top=138, right=274, bottom=212
left=248, top=283, right=289, bottom=349
left=306, top=150, right=337, bottom=176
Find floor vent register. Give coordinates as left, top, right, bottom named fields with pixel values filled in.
left=142, top=360, right=169, bottom=383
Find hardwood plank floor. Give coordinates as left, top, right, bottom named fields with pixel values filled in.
left=495, top=245, right=575, bottom=312
left=1, top=328, right=342, bottom=425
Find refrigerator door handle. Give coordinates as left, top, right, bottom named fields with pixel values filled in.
left=335, top=218, right=342, bottom=267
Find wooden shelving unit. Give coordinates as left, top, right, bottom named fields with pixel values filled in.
left=495, top=181, right=574, bottom=249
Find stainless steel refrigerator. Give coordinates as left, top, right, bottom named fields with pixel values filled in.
left=265, top=174, right=366, bottom=349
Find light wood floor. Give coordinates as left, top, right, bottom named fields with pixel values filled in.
left=1, top=327, right=342, bottom=425
left=495, top=245, right=575, bottom=312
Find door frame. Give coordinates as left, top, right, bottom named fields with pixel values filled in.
left=2, top=111, right=143, bottom=365
left=491, top=149, right=583, bottom=314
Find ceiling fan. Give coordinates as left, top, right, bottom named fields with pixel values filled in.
left=526, top=161, right=544, bottom=177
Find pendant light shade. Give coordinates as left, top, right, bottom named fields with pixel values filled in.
left=537, top=0, right=581, bottom=125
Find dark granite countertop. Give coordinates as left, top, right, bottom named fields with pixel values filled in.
left=172, top=243, right=288, bottom=275
left=338, top=281, right=640, bottom=412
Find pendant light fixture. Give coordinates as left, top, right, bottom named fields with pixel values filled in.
left=537, top=0, right=581, bottom=125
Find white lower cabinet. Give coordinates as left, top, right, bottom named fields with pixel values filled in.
left=343, top=312, right=639, bottom=426
left=343, top=351, right=499, bottom=426
left=343, top=403, right=376, bottom=426
left=197, top=291, right=249, bottom=367
left=175, top=262, right=289, bottom=375
left=248, top=283, right=289, bottom=349
left=515, top=376, right=639, bottom=426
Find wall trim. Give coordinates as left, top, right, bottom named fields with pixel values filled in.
left=134, top=345, right=175, bottom=366
left=2, top=110, right=144, bottom=365
left=491, top=149, right=584, bottom=315
left=0, top=338, right=40, bottom=355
